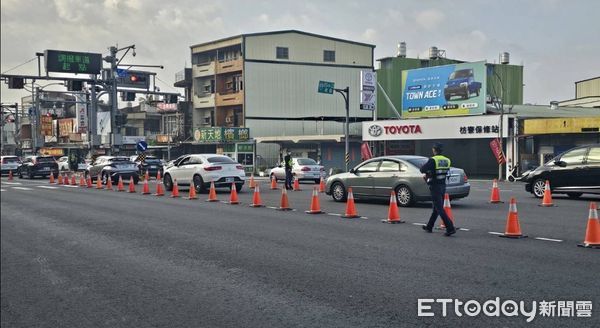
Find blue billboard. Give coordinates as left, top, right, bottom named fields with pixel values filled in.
left=401, top=61, right=487, bottom=118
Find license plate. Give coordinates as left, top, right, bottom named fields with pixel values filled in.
left=43, top=167, right=50, bottom=171
left=225, top=177, right=234, bottom=183
left=448, top=176, right=460, bottom=184
left=150, top=166, right=156, bottom=169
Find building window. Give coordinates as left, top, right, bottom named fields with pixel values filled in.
left=323, top=50, right=335, bottom=62
left=276, top=47, right=289, bottom=59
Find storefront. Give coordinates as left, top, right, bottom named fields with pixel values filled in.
left=192, top=127, right=255, bottom=174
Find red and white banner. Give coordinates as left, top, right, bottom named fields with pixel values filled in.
left=360, top=142, right=373, bottom=160
left=489, top=138, right=506, bottom=164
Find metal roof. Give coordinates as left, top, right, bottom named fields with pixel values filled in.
left=487, top=104, right=600, bottom=119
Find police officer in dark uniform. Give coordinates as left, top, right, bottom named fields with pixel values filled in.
left=420, top=143, right=456, bottom=236
left=284, top=151, right=293, bottom=190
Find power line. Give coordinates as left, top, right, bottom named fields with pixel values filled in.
left=154, top=76, right=179, bottom=93
left=1, top=57, right=37, bottom=75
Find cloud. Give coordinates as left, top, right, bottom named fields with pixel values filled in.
left=415, top=9, right=445, bottom=30
left=362, top=28, right=377, bottom=42
left=258, top=13, right=269, bottom=24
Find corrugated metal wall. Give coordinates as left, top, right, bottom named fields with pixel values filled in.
left=576, top=78, right=600, bottom=98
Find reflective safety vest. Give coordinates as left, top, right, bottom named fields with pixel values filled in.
left=432, top=155, right=451, bottom=181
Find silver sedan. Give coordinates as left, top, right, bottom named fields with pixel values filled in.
left=325, top=155, right=470, bottom=207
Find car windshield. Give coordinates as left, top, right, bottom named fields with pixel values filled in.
left=406, top=158, right=429, bottom=168
left=297, top=158, right=317, bottom=165
left=207, top=156, right=236, bottom=164
left=145, top=157, right=161, bottom=163
left=449, top=69, right=472, bottom=79
left=4, top=157, right=19, bottom=163
left=36, top=157, right=55, bottom=163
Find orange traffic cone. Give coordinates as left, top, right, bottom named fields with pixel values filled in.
left=206, top=181, right=218, bottom=202
left=156, top=170, right=161, bottom=182
left=489, top=179, right=502, bottom=203
left=79, top=174, right=86, bottom=187
left=293, top=177, right=301, bottom=191
left=57, top=174, right=63, bottom=185
left=438, top=193, right=456, bottom=229
left=277, top=187, right=292, bottom=211
left=171, top=179, right=180, bottom=198
left=539, top=180, right=554, bottom=207
left=106, top=176, right=113, bottom=190
left=249, top=184, right=265, bottom=207
left=319, top=177, right=326, bottom=193
left=249, top=174, right=256, bottom=189
left=500, top=197, right=527, bottom=238
left=270, top=175, right=278, bottom=190
left=188, top=183, right=198, bottom=200
left=63, top=173, right=70, bottom=185
left=128, top=176, right=136, bottom=193
left=145, top=170, right=150, bottom=182
left=305, top=187, right=323, bottom=214
left=8, top=170, right=13, bottom=181
left=342, top=187, right=360, bottom=218
left=71, top=174, right=77, bottom=186
left=141, top=178, right=150, bottom=195
left=86, top=175, right=93, bottom=188
left=117, top=176, right=125, bottom=192
left=49, top=172, right=55, bottom=184
left=154, top=178, right=164, bottom=196
left=578, top=202, right=600, bottom=248
left=382, top=191, right=404, bottom=223
left=228, top=183, right=239, bottom=204
left=96, top=174, right=103, bottom=189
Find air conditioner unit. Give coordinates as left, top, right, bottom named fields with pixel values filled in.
left=225, top=116, right=233, bottom=123
left=203, top=117, right=211, bottom=124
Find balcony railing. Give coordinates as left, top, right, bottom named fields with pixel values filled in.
left=192, top=62, right=215, bottom=77
left=193, top=94, right=215, bottom=108
left=216, top=58, right=242, bottom=74
left=216, top=90, right=244, bottom=107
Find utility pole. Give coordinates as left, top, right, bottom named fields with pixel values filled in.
left=335, top=87, right=350, bottom=172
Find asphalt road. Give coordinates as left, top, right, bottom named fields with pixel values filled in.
left=1, top=176, right=599, bottom=327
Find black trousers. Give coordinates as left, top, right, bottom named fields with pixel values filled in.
left=426, top=184, right=455, bottom=232
left=285, top=169, right=293, bottom=188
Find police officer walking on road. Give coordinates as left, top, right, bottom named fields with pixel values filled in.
left=284, top=151, right=293, bottom=190
left=421, top=143, right=457, bottom=236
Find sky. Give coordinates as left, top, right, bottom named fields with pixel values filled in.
left=1, top=0, right=599, bottom=106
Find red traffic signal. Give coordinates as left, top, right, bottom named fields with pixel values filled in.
left=130, top=75, right=139, bottom=82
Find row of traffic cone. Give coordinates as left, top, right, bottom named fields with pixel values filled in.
left=490, top=179, right=554, bottom=206
left=268, top=175, right=326, bottom=193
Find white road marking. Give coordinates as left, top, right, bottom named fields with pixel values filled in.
left=62, top=185, right=79, bottom=188
left=0, top=189, right=6, bottom=192
left=488, top=231, right=504, bottom=235
left=2, top=182, right=22, bottom=185
left=412, top=223, right=426, bottom=226
left=12, top=187, right=34, bottom=191
left=534, top=237, right=563, bottom=243
left=458, top=228, right=470, bottom=231
left=327, top=213, right=342, bottom=216
left=37, top=186, right=59, bottom=189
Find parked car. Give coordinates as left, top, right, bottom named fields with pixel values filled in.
left=163, top=154, right=246, bottom=193
left=269, top=158, right=325, bottom=184
left=325, top=155, right=470, bottom=207
left=444, top=68, right=482, bottom=101
left=130, top=155, right=164, bottom=177
left=85, top=156, right=139, bottom=185
left=1, top=156, right=21, bottom=175
left=17, top=156, right=59, bottom=179
left=522, top=144, right=600, bottom=198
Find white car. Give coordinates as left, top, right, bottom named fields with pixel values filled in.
left=57, top=156, right=70, bottom=171
left=269, top=158, right=325, bottom=184
left=1, top=156, right=21, bottom=175
left=162, top=154, right=246, bottom=192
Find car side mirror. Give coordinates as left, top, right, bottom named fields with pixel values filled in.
left=554, top=160, right=567, bottom=167
left=349, top=168, right=356, bottom=174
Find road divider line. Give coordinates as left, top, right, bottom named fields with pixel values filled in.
left=12, top=187, right=33, bottom=190
left=534, top=237, right=563, bottom=242
left=37, top=186, right=59, bottom=189
left=0, top=189, right=5, bottom=192
left=458, top=228, right=470, bottom=231
left=412, top=223, right=426, bottom=226
left=3, top=182, right=22, bottom=185
left=488, top=231, right=504, bottom=235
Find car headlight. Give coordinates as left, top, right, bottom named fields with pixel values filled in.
left=460, top=82, right=468, bottom=87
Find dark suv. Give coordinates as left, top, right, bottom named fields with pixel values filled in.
left=523, top=144, right=600, bottom=198
left=130, top=155, right=163, bottom=177
left=18, top=156, right=59, bottom=179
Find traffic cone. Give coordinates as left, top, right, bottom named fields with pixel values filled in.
left=171, top=179, right=180, bottom=198
left=188, top=183, right=198, bottom=200
left=270, top=175, right=278, bottom=190
left=538, top=180, right=555, bottom=207
left=228, top=183, right=239, bottom=204
left=79, top=174, right=86, bottom=187
left=8, top=170, right=13, bottom=181
left=319, top=177, right=326, bottom=193
left=57, top=174, right=63, bottom=185
left=86, top=175, right=93, bottom=188
left=305, top=187, right=323, bottom=214
left=206, top=181, right=218, bottom=202
left=249, top=184, right=265, bottom=207
left=106, top=175, right=113, bottom=190
left=154, top=178, right=164, bottom=196
left=437, top=193, right=456, bottom=229
left=71, top=174, right=77, bottom=186
left=141, top=178, right=150, bottom=195
left=382, top=191, right=404, bottom=223
left=49, top=172, right=55, bottom=184
left=489, top=179, right=503, bottom=203
left=156, top=170, right=161, bottom=182
left=249, top=174, right=256, bottom=189
left=63, top=173, right=70, bottom=185
left=96, top=174, right=103, bottom=189
left=578, top=202, right=600, bottom=249
left=500, top=197, right=527, bottom=238
left=128, top=176, right=136, bottom=193
left=293, top=177, right=301, bottom=191
left=277, top=187, right=292, bottom=211
left=145, top=170, right=150, bottom=182
left=342, top=187, right=360, bottom=218
left=117, top=176, right=125, bottom=192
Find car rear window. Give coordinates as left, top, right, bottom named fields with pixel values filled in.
left=206, top=156, right=236, bottom=164
left=110, top=157, right=130, bottom=162
left=297, top=158, right=317, bottom=165
left=3, top=157, right=19, bottom=163
left=145, top=158, right=161, bottom=163
left=36, top=157, right=55, bottom=163
left=406, top=158, right=429, bottom=168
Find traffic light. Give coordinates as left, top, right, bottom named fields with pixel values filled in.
left=116, top=70, right=150, bottom=89
left=121, top=92, right=136, bottom=101
left=8, top=77, right=24, bottom=89
left=67, top=80, right=83, bottom=91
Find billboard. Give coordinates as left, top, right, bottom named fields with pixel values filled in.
left=401, top=61, right=486, bottom=118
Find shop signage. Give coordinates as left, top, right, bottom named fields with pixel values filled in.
left=58, top=118, right=74, bottom=137
left=360, top=70, right=376, bottom=111
left=489, top=138, right=506, bottom=164
left=193, top=127, right=250, bottom=143
left=40, top=148, right=64, bottom=156
left=363, top=115, right=508, bottom=141
left=41, top=116, right=53, bottom=136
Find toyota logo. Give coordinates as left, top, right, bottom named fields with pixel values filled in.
left=368, top=125, right=383, bottom=137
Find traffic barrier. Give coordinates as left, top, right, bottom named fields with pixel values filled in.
left=438, top=193, right=456, bottom=229
left=293, top=177, right=301, bottom=191
left=86, top=175, right=93, bottom=188
left=489, top=179, right=502, bottom=203
left=141, top=178, right=150, bottom=195
left=249, top=184, right=265, bottom=207
left=578, top=202, right=600, bottom=249
left=71, top=174, right=77, bottom=186
left=500, top=197, right=527, bottom=238
left=117, top=176, right=125, bottom=192
left=341, top=187, right=360, bottom=218
left=57, top=174, right=63, bottom=185
left=539, top=180, right=555, bottom=207
left=79, top=174, right=86, bottom=187
left=8, top=170, right=13, bottom=181
left=171, top=179, right=180, bottom=198
left=206, top=181, right=218, bottom=202
left=188, top=183, right=198, bottom=200
left=228, top=182, right=239, bottom=204
left=270, top=175, right=278, bottom=190
left=382, top=191, right=404, bottom=224
left=154, top=178, right=164, bottom=196
left=249, top=174, right=256, bottom=189
left=319, top=177, right=326, bottom=193
left=305, top=187, right=323, bottom=214
left=49, top=172, right=55, bottom=184
left=96, top=174, right=103, bottom=189
left=277, top=186, right=292, bottom=211
left=128, top=176, right=136, bottom=193
left=106, top=176, right=113, bottom=190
